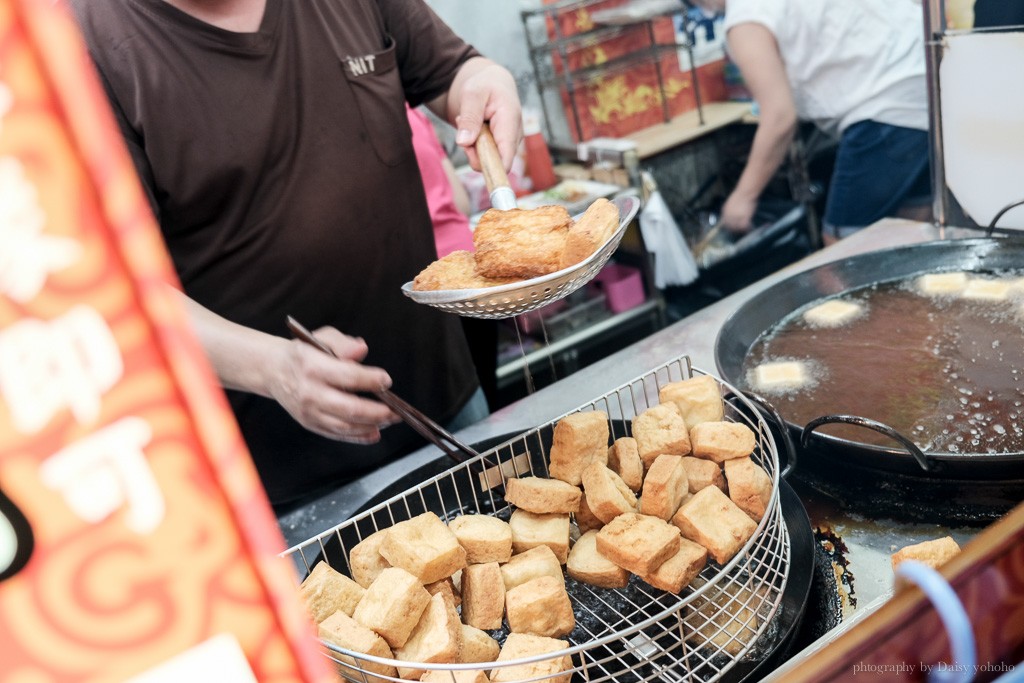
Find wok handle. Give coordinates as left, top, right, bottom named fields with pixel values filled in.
left=801, top=414, right=938, bottom=473
left=740, top=391, right=798, bottom=479
left=476, top=122, right=517, bottom=210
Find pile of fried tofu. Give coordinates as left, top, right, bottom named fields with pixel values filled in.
left=297, top=373, right=772, bottom=681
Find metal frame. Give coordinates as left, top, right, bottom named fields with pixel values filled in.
left=283, top=356, right=792, bottom=682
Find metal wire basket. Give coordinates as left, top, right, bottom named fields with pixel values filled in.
left=282, top=355, right=791, bottom=682
left=401, top=195, right=642, bottom=319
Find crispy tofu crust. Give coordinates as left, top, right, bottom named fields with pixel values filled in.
left=581, top=462, right=638, bottom=524
left=549, top=411, right=610, bottom=486
left=633, top=403, right=692, bottom=468
left=566, top=530, right=630, bottom=589
left=460, top=562, right=506, bottom=631
left=318, top=610, right=398, bottom=682
left=559, top=197, right=620, bottom=269
left=680, top=456, right=727, bottom=493
left=473, top=205, right=573, bottom=278
left=299, top=561, right=365, bottom=623
left=723, top=457, right=772, bottom=521
left=448, top=514, right=513, bottom=564
left=640, top=537, right=707, bottom=593
left=640, top=454, right=690, bottom=521
left=509, top=509, right=571, bottom=564
left=891, top=536, right=961, bottom=571
left=412, top=250, right=518, bottom=291
left=505, top=575, right=575, bottom=638
left=489, top=633, right=573, bottom=683
left=672, top=486, right=757, bottom=565
left=689, top=421, right=756, bottom=463
left=505, top=476, right=582, bottom=514
left=595, top=512, right=681, bottom=577
left=658, top=375, right=725, bottom=428
left=607, top=437, right=644, bottom=492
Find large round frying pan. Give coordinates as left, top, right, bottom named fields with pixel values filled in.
left=715, top=237, right=1024, bottom=489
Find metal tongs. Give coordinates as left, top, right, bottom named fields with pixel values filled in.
left=285, top=316, right=483, bottom=464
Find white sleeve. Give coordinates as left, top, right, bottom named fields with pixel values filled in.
left=723, top=0, right=785, bottom=35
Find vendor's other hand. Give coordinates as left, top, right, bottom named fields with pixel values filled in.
left=452, top=59, right=522, bottom=171
left=720, top=192, right=758, bottom=234
left=267, top=327, right=398, bottom=443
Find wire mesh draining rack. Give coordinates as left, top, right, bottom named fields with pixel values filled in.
left=282, top=354, right=792, bottom=682
left=400, top=195, right=641, bottom=320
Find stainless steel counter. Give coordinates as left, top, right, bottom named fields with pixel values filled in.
left=278, top=218, right=988, bottom=622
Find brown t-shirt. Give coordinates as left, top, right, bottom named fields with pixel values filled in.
left=70, top=0, right=481, bottom=506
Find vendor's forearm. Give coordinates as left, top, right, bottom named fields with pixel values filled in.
left=173, top=288, right=285, bottom=398
left=733, top=110, right=798, bottom=201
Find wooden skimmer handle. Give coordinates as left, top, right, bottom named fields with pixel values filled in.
left=476, top=123, right=517, bottom=210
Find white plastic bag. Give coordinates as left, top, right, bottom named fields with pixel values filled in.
left=638, top=190, right=699, bottom=288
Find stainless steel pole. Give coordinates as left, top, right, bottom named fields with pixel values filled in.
left=923, top=0, right=948, bottom=228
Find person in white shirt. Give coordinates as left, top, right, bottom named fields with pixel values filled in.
left=694, top=0, right=932, bottom=243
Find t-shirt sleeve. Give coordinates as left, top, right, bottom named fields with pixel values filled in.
left=723, top=0, right=785, bottom=36
left=375, top=0, right=480, bottom=107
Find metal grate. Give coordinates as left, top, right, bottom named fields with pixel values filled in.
left=282, top=355, right=791, bottom=682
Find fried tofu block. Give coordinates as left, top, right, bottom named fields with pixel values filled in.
left=549, top=411, right=610, bottom=486
left=751, top=360, right=809, bottom=392
left=505, top=476, right=582, bottom=514
left=318, top=610, right=398, bottom=683
left=473, top=205, right=573, bottom=279
left=595, top=512, right=681, bottom=577
left=918, top=271, right=968, bottom=295
left=420, top=671, right=488, bottom=683
left=379, top=512, right=467, bottom=584
left=640, top=454, right=689, bottom=521
left=448, top=514, right=513, bottom=564
left=580, top=463, right=638, bottom=524
left=489, top=633, right=573, bottom=683
left=689, top=421, right=756, bottom=463
left=803, top=299, right=864, bottom=326
left=424, top=577, right=461, bottom=608
left=558, top=197, right=620, bottom=269
left=300, top=561, right=366, bottom=623
left=411, top=250, right=518, bottom=291
left=460, top=624, right=501, bottom=664
left=505, top=575, right=575, bottom=638
left=680, top=456, right=726, bottom=493
left=566, top=530, right=629, bottom=589
left=891, top=536, right=961, bottom=571
left=686, top=576, right=762, bottom=656
left=352, top=567, right=432, bottom=649
left=574, top=492, right=605, bottom=534
left=500, top=545, right=564, bottom=591
left=672, top=487, right=757, bottom=565
left=607, top=437, right=644, bottom=491
left=460, top=561, right=506, bottom=631
left=658, top=375, right=725, bottom=429
left=349, top=529, right=392, bottom=588
left=633, top=403, right=691, bottom=468
left=962, top=278, right=1013, bottom=301
left=394, top=592, right=463, bottom=680
left=509, top=510, right=571, bottom=564
left=723, top=457, right=772, bottom=521
left=640, top=537, right=707, bottom=594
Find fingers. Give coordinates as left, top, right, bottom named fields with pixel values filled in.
left=309, top=327, right=392, bottom=391
left=454, top=64, right=523, bottom=172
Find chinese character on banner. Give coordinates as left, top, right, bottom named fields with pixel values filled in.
left=0, top=0, right=334, bottom=681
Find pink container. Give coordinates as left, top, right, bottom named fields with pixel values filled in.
left=593, top=263, right=645, bottom=313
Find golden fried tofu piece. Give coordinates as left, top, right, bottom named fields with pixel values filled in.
left=318, top=610, right=398, bottom=683
left=460, top=624, right=501, bottom=664
left=379, top=512, right=467, bottom=584
left=349, top=529, right=392, bottom=588
left=891, top=536, right=961, bottom=571
left=633, top=403, right=691, bottom=469
left=574, top=492, right=605, bottom=534
left=723, top=457, right=772, bottom=521
left=352, top=567, right=431, bottom=650
left=448, top=514, right=513, bottom=564
left=681, top=456, right=726, bottom=493
left=607, top=436, right=644, bottom=492
left=549, top=411, right=610, bottom=486
left=489, top=633, right=573, bottom=683
left=300, top=561, right=365, bottom=623
left=473, top=205, right=573, bottom=279
left=394, top=592, right=463, bottom=680
left=509, top=509, right=571, bottom=564
left=559, top=197, right=620, bottom=269
left=424, top=576, right=461, bottom=608
left=640, top=454, right=690, bottom=521
left=566, top=530, right=629, bottom=589
left=672, top=486, right=757, bottom=565
left=412, top=250, right=518, bottom=291
left=420, top=671, right=488, bottom=683
left=505, top=476, right=582, bottom=514
left=461, top=561, right=506, bottom=631
left=580, top=462, right=638, bottom=524
left=500, top=545, right=564, bottom=591
left=640, top=536, right=707, bottom=594
left=505, top=575, right=575, bottom=638
left=658, top=375, right=725, bottom=428
left=689, top=421, right=756, bottom=463
left=595, top=512, right=681, bottom=577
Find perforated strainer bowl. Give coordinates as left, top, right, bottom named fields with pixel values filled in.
left=401, top=195, right=641, bottom=319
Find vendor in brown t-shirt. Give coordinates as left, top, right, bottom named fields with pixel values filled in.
left=69, top=0, right=523, bottom=512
